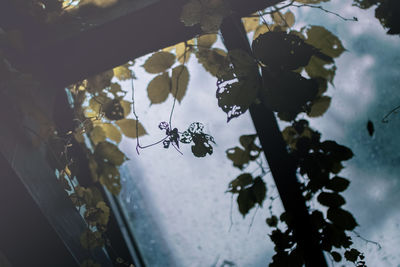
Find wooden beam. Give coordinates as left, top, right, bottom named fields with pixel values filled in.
left=5, top=0, right=284, bottom=87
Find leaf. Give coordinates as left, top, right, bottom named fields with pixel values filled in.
left=113, top=64, right=132, bottom=80
left=94, top=141, right=126, bottom=166
left=116, top=119, right=147, bottom=138
left=317, top=192, right=346, bottom=208
left=143, top=52, right=175, bottom=73
left=252, top=177, right=266, bottom=205
left=90, top=126, right=106, bottom=145
left=100, top=123, right=122, bottom=144
left=326, top=176, right=350, bottom=192
left=196, top=48, right=229, bottom=77
left=327, top=208, right=358, bottom=230
left=271, top=11, right=295, bottom=29
left=180, top=0, right=202, bottom=27
left=120, top=100, right=131, bottom=117
left=98, top=162, right=121, bottom=195
left=308, top=96, right=331, bottom=117
left=87, top=70, right=113, bottom=93
left=331, top=251, right=342, bottom=262
left=242, top=15, right=259, bottom=33
left=344, top=249, right=360, bottom=262
left=228, top=173, right=253, bottom=193
left=237, top=188, right=256, bottom=216
left=226, top=147, right=250, bottom=169
left=266, top=216, right=278, bottom=227
left=367, top=120, right=374, bottom=136
left=109, top=83, right=122, bottom=96
left=253, top=24, right=269, bottom=40
left=175, top=40, right=194, bottom=64
left=147, top=72, right=171, bottom=104
left=306, top=25, right=345, bottom=58
left=171, top=65, right=189, bottom=103
left=305, top=56, right=336, bottom=82
left=197, top=34, right=217, bottom=48
left=103, top=99, right=125, bottom=121
left=80, top=230, right=104, bottom=250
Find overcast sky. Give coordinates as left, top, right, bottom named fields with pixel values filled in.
left=117, top=1, right=400, bottom=266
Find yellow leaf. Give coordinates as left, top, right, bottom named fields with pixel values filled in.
left=120, top=100, right=131, bottom=117
left=113, top=64, right=132, bottom=80
left=308, top=96, right=331, bottom=117
left=242, top=16, right=259, bottom=33
left=253, top=24, right=270, bottom=40
left=94, top=141, right=126, bottom=166
left=171, top=65, right=189, bottom=103
left=143, top=51, right=175, bottom=73
left=271, top=11, right=295, bottom=29
left=175, top=40, right=194, bottom=64
left=101, top=123, right=122, bottom=144
left=109, top=83, right=122, bottom=95
left=90, top=126, right=106, bottom=145
left=99, top=162, right=121, bottom=195
left=197, top=34, right=217, bottom=48
left=147, top=72, right=171, bottom=104
left=116, top=119, right=147, bottom=138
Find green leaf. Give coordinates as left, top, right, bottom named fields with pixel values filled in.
left=317, top=192, right=346, bottom=208
left=228, top=173, right=253, bottom=193
left=196, top=48, right=229, bottom=77
left=252, top=177, right=266, bottom=205
left=98, top=162, right=121, bottom=195
left=100, top=123, right=122, bottom=144
left=237, top=188, right=256, bottom=216
left=305, top=56, right=336, bottom=82
left=171, top=65, right=189, bottom=103
left=326, top=176, right=350, bottom=192
left=94, top=141, right=126, bottom=166
left=90, top=126, right=106, bottom=145
left=116, top=119, right=147, bottom=138
left=143, top=52, right=175, bottom=73
left=147, top=72, right=171, bottom=104
left=308, top=96, right=331, bottom=117
left=306, top=25, right=345, bottom=58
left=327, top=208, right=358, bottom=230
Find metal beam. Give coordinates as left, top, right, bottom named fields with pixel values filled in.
left=220, top=16, right=328, bottom=267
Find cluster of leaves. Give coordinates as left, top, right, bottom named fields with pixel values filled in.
left=353, top=0, right=400, bottom=35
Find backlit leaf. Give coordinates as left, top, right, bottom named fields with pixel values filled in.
left=120, top=100, right=131, bottom=117
left=228, top=173, right=253, bottom=193
left=308, top=96, right=331, bottom=117
left=143, top=52, right=175, bottom=73
left=242, top=15, right=259, bottom=32
left=253, top=24, right=269, bottom=40
left=237, top=188, right=255, bottom=216
left=116, top=119, right=147, bottom=138
left=197, top=34, right=217, bottom=48
left=226, top=147, right=250, bottom=169
left=252, top=177, right=266, bottom=205
left=306, top=26, right=345, bottom=58
left=113, top=64, right=132, bottom=80
left=94, top=141, right=126, bottom=166
left=147, top=72, right=171, bottom=104
left=171, top=65, right=189, bottom=103
left=196, top=48, right=229, bottom=77
left=326, top=176, right=350, bottom=192
left=175, top=40, right=194, bottom=64
left=100, top=123, right=122, bottom=144
left=98, top=162, right=121, bottom=195
left=90, top=126, right=106, bottom=145
left=317, top=192, right=346, bottom=208
left=327, top=208, right=358, bottom=230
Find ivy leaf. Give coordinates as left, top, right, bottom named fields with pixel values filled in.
left=197, top=33, right=217, bottom=48
left=308, top=96, right=331, bottom=117
left=326, top=176, right=350, bottom=192
left=94, top=141, right=126, bottom=166
left=327, top=208, right=358, bottom=230
left=100, top=123, right=122, bottom=144
left=171, top=65, right=189, bottom=103
left=116, top=119, right=147, bottom=138
left=228, top=173, right=253, bottom=193
left=143, top=52, right=175, bottom=73
left=242, top=15, right=259, bottom=33
left=147, top=72, right=171, bottom=104
left=113, top=64, right=132, bottom=80
left=317, top=192, right=346, bottom=208
left=90, top=126, right=106, bottom=145
left=306, top=25, right=345, bottom=58
left=367, top=120, right=374, bottom=136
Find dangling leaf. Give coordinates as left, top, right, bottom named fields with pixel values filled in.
left=116, top=119, right=147, bottom=138
left=147, top=72, right=171, bottom=104
left=143, top=52, right=175, bottom=73
left=171, top=65, right=190, bottom=103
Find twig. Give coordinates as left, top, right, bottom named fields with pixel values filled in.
left=382, top=104, right=400, bottom=123
left=352, top=230, right=382, bottom=249
left=248, top=206, right=259, bottom=233
left=291, top=3, right=358, bottom=22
